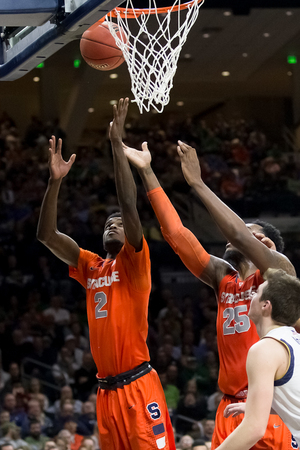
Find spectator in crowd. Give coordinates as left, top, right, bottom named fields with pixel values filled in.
left=76, top=403, right=96, bottom=436
left=0, top=411, right=10, bottom=431
left=55, top=430, right=71, bottom=450
left=61, top=419, right=83, bottom=450
left=175, top=392, right=207, bottom=435
left=63, top=337, right=82, bottom=372
left=24, top=420, right=50, bottom=450
left=158, top=373, right=180, bottom=413
left=43, top=297, right=70, bottom=327
left=79, top=438, right=95, bottom=450
left=177, top=435, right=194, bottom=450
left=43, top=441, right=56, bottom=450
left=89, top=424, right=99, bottom=450
left=51, top=349, right=77, bottom=386
left=2, top=394, right=26, bottom=428
left=3, top=364, right=22, bottom=394
left=27, top=379, right=49, bottom=412
left=0, top=359, right=10, bottom=394
left=73, top=354, right=96, bottom=402
left=0, top=423, right=29, bottom=450
left=21, top=399, right=52, bottom=438
left=202, top=419, right=214, bottom=442
left=48, top=387, right=82, bottom=418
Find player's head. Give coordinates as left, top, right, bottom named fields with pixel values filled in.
left=249, top=268, right=300, bottom=327
left=223, top=220, right=284, bottom=270
left=103, top=212, right=124, bottom=254
left=251, top=219, right=284, bottom=253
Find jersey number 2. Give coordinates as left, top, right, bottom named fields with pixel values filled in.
left=223, top=305, right=250, bottom=335
left=95, top=292, right=108, bottom=319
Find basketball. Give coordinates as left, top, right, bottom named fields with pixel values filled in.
left=80, top=22, right=126, bottom=71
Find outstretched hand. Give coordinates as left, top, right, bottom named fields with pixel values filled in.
left=224, top=402, right=246, bottom=418
left=109, top=97, right=129, bottom=142
left=123, top=141, right=152, bottom=170
left=177, top=140, right=202, bottom=186
left=48, top=135, right=76, bottom=180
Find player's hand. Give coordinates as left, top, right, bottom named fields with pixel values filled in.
left=177, top=140, right=202, bottom=186
left=109, top=97, right=129, bottom=142
left=253, top=232, right=276, bottom=251
left=224, top=402, right=246, bottom=418
left=48, top=135, right=76, bottom=180
left=123, top=141, right=152, bottom=169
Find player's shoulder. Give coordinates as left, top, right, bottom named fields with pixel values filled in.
left=79, top=248, right=103, bottom=265
left=248, top=336, right=283, bottom=365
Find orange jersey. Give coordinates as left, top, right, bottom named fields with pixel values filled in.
left=69, top=237, right=151, bottom=378
left=217, top=269, right=263, bottom=396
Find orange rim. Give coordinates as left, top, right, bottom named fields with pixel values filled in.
left=108, top=0, right=204, bottom=18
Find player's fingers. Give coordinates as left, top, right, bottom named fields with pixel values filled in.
left=261, top=237, right=276, bottom=250
left=57, top=138, right=62, bottom=155
left=253, top=232, right=264, bottom=240
left=68, top=154, right=76, bottom=165
left=178, top=140, right=190, bottom=152
left=118, top=98, right=124, bottom=111
left=141, top=141, right=149, bottom=152
left=178, top=140, right=186, bottom=151
left=177, top=145, right=184, bottom=157
left=51, top=135, right=56, bottom=152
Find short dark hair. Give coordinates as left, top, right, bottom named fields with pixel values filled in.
left=252, top=219, right=284, bottom=253
left=106, top=212, right=121, bottom=222
left=262, top=269, right=300, bottom=326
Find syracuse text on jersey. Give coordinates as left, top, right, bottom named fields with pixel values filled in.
left=220, top=286, right=257, bottom=304
left=87, top=271, right=120, bottom=289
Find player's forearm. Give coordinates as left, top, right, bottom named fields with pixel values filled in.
left=37, top=178, right=62, bottom=244
left=191, top=179, right=250, bottom=249
left=138, top=166, right=160, bottom=192
left=216, top=420, right=264, bottom=450
left=111, top=139, right=138, bottom=210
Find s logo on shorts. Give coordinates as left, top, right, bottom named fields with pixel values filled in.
left=291, top=435, right=299, bottom=449
left=147, top=402, right=161, bottom=420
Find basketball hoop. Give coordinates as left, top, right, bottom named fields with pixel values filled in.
left=105, top=0, right=205, bottom=113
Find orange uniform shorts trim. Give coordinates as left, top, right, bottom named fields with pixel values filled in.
left=211, top=396, right=294, bottom=450
left=97, top=369, right=176, bottom=450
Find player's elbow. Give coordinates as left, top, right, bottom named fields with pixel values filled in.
left=249, top=424, right=267, bottom=444
left=36, top=228, right=55, bottom=247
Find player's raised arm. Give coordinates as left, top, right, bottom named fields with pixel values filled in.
left=123, top=141, right=233, bottom=291
left=216, top=339, right=279, bottom=450
left=177, top=141, right=295, bottom=276
left=37, top=136, right=80, bottom=267
left=109, top=98, right=143, bottom=252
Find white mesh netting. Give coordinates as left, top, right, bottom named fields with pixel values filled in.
left=106, top=0, right=204, bottom=113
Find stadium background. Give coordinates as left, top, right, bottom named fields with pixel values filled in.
left=1, top=1, right=300, bottom=448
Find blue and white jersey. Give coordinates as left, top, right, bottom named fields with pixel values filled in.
left=264, top=326, right=300, bottom=447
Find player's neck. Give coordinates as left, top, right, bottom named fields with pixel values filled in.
left=259, top=321, right=282, bottom=339
left=237, top=260, right=257, bottom=281
left=104, top=241, right=123, bottom=259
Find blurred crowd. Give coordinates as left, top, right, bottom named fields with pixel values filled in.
left=1, top=109, right=300, bottom=450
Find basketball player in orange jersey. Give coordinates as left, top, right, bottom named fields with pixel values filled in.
left=37, top=98, right=176, bottom=450
left=122, top=139, right=298, bottom=450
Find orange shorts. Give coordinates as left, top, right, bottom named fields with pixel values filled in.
left=211, top=396, right=295, bottom=450
left=96, top=369, right=176, bottom=450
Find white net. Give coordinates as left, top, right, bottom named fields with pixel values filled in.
left=106, top=0, right=204, bottom=113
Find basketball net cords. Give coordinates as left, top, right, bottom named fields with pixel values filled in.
left=106, top=0, right=204, bottom=113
